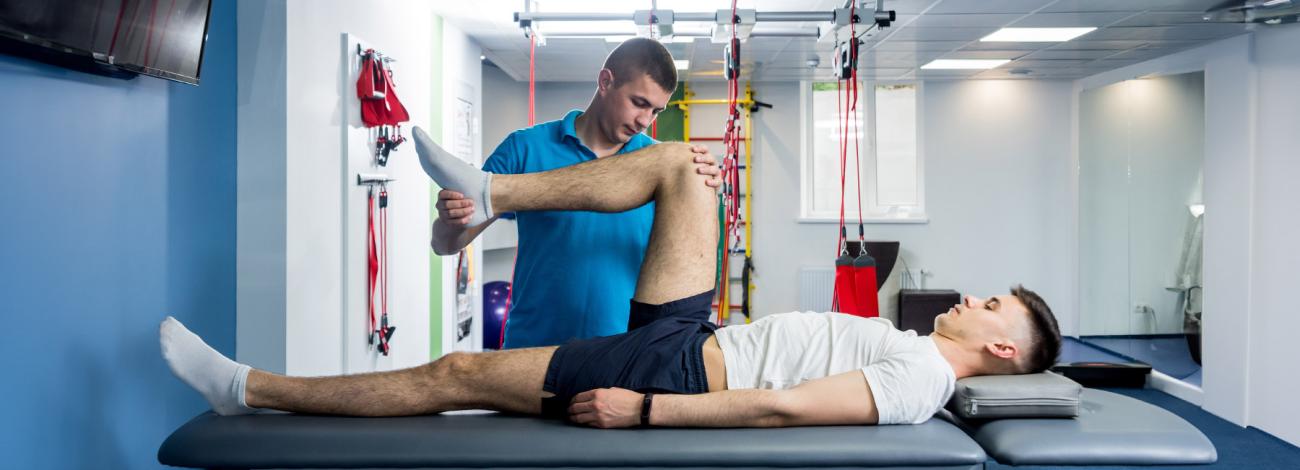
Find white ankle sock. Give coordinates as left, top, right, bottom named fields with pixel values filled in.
left=160, top=316, right=255, bottom=416
left=412, top=126, right=493, bottom=225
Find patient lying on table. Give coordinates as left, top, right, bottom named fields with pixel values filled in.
left=161, top=130, right=1061, bottom=428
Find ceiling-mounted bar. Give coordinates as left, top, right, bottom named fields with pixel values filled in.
left=751, top=29, right=820, bottom=38
left=674, top=12, right=714, bottom=21
left=533, top=29, right=819, bottom=39
left=515, top=12, right=633, bottom=22
left=514, top=1, right=891, bottom=44
left=516, top=10, right=850, bottom=24
left=756, top=11, right=837, bottom=22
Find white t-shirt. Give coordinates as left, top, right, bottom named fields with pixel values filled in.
left=714, top=312, right=956, bottom=425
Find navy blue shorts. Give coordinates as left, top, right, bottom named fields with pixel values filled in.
left=541, top=290, right=716, bottom=419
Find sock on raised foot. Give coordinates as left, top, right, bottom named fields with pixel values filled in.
left=160, top=316, right=256, bottom=416
left=412, top=126, right=493, bottom=225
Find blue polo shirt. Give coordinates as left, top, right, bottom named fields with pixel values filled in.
left=483, top=110, right=656, bottom=348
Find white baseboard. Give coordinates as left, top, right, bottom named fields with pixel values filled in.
left=1148, top=369, right=1203, bottom=406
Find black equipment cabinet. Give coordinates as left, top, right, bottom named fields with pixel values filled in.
left=898, top=289, right=959, bottom=335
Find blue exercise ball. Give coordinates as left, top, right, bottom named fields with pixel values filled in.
left=483, top=281, right=511, bottom=350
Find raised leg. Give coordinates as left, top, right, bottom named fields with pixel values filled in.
left=489, top=143, right=719, bottom=304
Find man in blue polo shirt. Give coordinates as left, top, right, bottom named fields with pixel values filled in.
left=430, top=38, right=719, bottom=348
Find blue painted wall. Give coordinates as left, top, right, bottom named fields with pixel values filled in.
left=0, top=1, right=236, bottom=468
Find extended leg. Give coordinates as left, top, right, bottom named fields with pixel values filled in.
left=413, top=127, right=719, bottom=305
left=161, top=316, right=556, bottom=417
left=244, top=346, right=557, bottom=416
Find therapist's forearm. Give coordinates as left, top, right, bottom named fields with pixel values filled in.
left=649, top=390, right=793, bottom=428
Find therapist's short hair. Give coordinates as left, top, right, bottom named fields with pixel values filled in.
left=603, top=37, right=677, bottom=93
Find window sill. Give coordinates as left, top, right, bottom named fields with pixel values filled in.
left=797, top=215, right=929, bottom=225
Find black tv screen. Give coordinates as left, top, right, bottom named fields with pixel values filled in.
left=0, top=0, right=212, bottom=84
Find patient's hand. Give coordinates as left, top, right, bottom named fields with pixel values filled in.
left=568, top=387, right=643, bottom=429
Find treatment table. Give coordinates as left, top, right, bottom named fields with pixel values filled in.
left=158, top=388, right=1215, bottom=469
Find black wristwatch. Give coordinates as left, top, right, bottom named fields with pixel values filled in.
left=640, top=393, right=655, bottom=426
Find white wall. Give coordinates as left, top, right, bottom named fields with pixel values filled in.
left=1076, top=25, right=1300, bottom=447
left=745, top=80, right=1075, bottom=330
left=238, top=0, right=481, bottom=375
left=436, top=20, right=486, bottom=354
left=1246, top=23, right=1300, bottom=448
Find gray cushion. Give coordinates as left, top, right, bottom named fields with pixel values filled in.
left=158, top=411, right=987, bottom=469
left=947, top=372, right=1081, bottom=419
left=962, top=388, right=1217, bottom=465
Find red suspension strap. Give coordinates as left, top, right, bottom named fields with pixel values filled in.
left=847, top=5, right=879, bottom=317
left=828, top=2, right=880, bottom=317
left=528, top=33, right=537, bottom=126
left=716, top=0, right=744, bottom=326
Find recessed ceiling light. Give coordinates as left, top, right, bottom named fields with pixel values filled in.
left=921, top=59, right=1010, bottom=70
left=604, top=35, right=635, bottom=43
left=981, top=27, right=1096, bottom=42
left=674, top=59, right=690, bottom=70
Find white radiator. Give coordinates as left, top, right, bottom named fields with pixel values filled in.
left=798, top=267, right=835, bottom=312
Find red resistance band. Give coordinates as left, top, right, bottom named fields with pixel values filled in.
left=715, top=0, right=745, bottom=326
left=830, top=3, right=879, bottom=318
left=368, top=186, right=396, bottom=355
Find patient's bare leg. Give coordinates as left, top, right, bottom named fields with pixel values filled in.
left=490, top=143, right=719, bottom=304
left=162, top=314, right=557, bottom=417
left=243, top=346, right=556, bottom=417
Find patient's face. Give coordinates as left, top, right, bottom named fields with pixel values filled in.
left=933, top=294, right=1030, bottom=346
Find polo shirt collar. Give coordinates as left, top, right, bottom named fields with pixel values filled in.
left=560, top=109, right=584, bottom=144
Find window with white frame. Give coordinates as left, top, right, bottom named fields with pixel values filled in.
left=801, top=82, right=924, bottom=222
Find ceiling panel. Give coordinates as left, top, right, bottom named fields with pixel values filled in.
left=958, top=41, right=1058, bottom=51
left=1109, top=12, right=1219, bottom=27
left=882, top=26, right=1001, bottom=41
left=868, top=40, right=970, bottom=52
left=1023, top=49, right=1121, bottom=59
left=1042, top=39, right=1152, bottom=50
left=1040, top=0, right=1229, bottom=13
left=1007, top=11, right=1137, bottom=27
left=1081, top=24, right=1249, bottom=41
left=1007, top=59, right=1098, bottom=68
left=972, top=69, right=1056, bottom=79
left=1101, top=46, right=1196, bottom=61
left=925, top=0, right=1057, bottom=15
left=864, top=0, right=945, bottom=15
left=905, top=13, right=1023, bottom=28
left=941, top=50, right=1032, bottom=60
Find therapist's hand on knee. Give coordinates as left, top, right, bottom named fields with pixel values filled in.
left=690, top=145, right=723, bottom=190
left=436, top=189, right=475, bottom=226
left=568, top=388, right=643, bottom=428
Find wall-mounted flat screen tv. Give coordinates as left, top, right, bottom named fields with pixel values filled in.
left=0, top=0, right=212, bottom=85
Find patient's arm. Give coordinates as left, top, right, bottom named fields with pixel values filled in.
left=567, top=371, right=879, bottom=428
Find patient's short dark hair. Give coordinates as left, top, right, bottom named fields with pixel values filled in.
left=603, top=37, right=677, bottom=93
left=1011, top=285, right=1061, bottom=374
